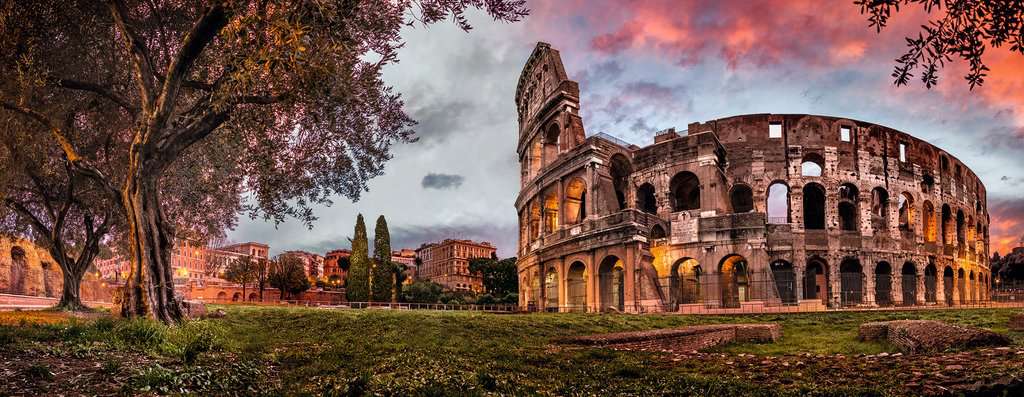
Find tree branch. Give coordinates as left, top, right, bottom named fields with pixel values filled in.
left=53, top=79, right=136, bottom=114
left=108, top=0, right=158, bottom=113
left=152, top=4, right=230, bottom=133
left=0, top=101, right=123, bottom=204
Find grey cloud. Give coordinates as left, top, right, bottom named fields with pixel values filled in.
left=421, top=173, right=465, bottom=190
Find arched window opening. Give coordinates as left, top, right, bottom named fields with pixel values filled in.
left=730, top=184, right=754, bottom=213
left=957, top=268, right=966, bottom=304
left=566, top=262, right=587, bottom=312
left=875, top=261, right=892, bottom=306
left=670, top=171, right=701, bottom=211
left=922, top=174, right=935, bottom=193
left=545, top=267, right=559, bottom=311
left=804, top=258, right=829, bottom=304
left=969, top=271, right=976, bottom=303
left=528, top=138, right=543, bottom=180
left=767, top=182, right=790, bottom=224
left=770, top=261, right=797, bottom=304
left=940, top=156, right=950, bottom=176
left=941, top=204, right=954, bottom=245
left=901, top=262, right=918, bottom=306
left=529, top=201, right=541, bottom=241
left=923, top=201, right=936, bottom=242
left=801, top=153, right=825, bottom=177
left=543, top=191, right=559, bottom=234
left=564, top=178, right=587, bottom=224
left=898, top=193, right=914, bottom=232
left=9, top=246, right=26, bottom=294
left=673, top=259, right=702, bottom=305
left=610, top=154, right=632, bottom=211
left=637, top=183, right=657, bottom=214
left=943, top=266, right=955, bottom=306
left=838, top=183, right=859, bottom=232
left=720, top=255, right=749, bottom=309
left=803, top=183, right=826, bottom=230
left=650, top=224, right=667, bottom=239
left=839, top=258, right=863, bottom=306
left=924, top=264, right=937, bottom=303
left=543, top=123, right=560, bottom=165
left=598, top=256, right=625, bottom=312
left=871, top=187, right=889, bottom=232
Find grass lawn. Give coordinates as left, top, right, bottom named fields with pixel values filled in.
left=1, top=306, right=1023, bottom=396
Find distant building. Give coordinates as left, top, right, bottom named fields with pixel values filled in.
left=391, top=249, right=418, bottom=285
left=415, top=239, right=496, bottom=292
left=280, top=250, right=325, bottom=280
left=219, top=242, right=270, bottom=260
left=323, top=249, right=351, bottom=286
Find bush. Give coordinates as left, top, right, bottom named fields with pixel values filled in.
left=114, top=318, right=167, bottom=349
left=402, top=281, right=444, bottom=303
left=166, top=320, right=225, bottom=364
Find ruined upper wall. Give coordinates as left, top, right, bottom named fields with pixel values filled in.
left=682, top=114, right=987, bottom=212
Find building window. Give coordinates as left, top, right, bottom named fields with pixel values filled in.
left=840, top=126, right=851, bottom=142
left=899, top=143, right=907, bottom=162
left=768, top=122, right=782, bottom=138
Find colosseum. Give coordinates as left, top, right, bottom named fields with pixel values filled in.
left=514, top=43, right=991, bottom=313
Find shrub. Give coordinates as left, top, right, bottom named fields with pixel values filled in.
left=114, top=318, right=167, bottom=349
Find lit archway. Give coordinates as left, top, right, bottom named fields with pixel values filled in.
left=923, top=201, right=936, bottom=242
left=566, top=262, right=586, bottom=312
left=672, top=258, right=702, bottom=305
left=564, top=178, right=587, bottom=224
left=943, top=266, right=954, bottom=306
left=719, top=255, right=749, bottom=308
left=871, top=187, right=889, bottom=232
left=543, top=190, right=559, bottom=234
left=545, top=266, right=559, bottom=311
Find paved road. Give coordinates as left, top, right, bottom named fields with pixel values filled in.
left=0, top=293, right=111, bottom=310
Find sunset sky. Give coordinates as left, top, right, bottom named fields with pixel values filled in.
left=228, top=1, right=1024, bottom=257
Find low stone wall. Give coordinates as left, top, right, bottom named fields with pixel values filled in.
left=859, top=320, right=1010, bottom=354
left=559, top=323, right=781, bottom=352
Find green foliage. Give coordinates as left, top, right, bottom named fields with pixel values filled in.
left=114, top=318, right=167, bottom=349
left=222, top=256, right=257, bottom=293
left=371, top=215, right=395, bottom=302
left=270, top=255, right=312, bottom=300
left=469, top=256, right=519, bottom=298
left=165, top=320, right=226, bottom=364
left=402, top=280, right=444, bottom=303
left=25, top=363, right=54, bottom=381
left=347, top=214, right=370, bottom=302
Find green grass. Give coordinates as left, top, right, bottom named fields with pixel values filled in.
left=2, top=306, right=1022, bottom=395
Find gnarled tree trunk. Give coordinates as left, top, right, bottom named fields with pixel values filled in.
left=56, top=266, right=87, bottom=311
left=119, top=169, right=182, bottom=323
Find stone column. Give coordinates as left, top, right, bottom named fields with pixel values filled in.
left=624, top=244, right=636, bottom=312
left=588, top=251, right=598, bottom=312
left=557, top=178, right=565, bottom=228
left=557, top=258, right=567, bottom=312
left=864, top=262, right=876, bottom=305
left=936, top=271, right=946, bottom=306
left=916, top=264, right=926, bottom=305
left=794, top=265, right=805, bottom=302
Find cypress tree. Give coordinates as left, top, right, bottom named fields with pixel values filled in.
left=371, top=215, right=395, bottom=302
left=346, top=214, right=370, bottom=302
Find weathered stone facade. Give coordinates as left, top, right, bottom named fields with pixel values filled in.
left=514, top=43, right=990, bottom=313
left=0, top=237, right=110, bottom=302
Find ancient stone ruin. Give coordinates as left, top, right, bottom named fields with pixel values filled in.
left=858, top=320, right=1009, bottom=353
left=560, top=323, right=781, bottom=353
left=514, top=42, right=991, bottom=313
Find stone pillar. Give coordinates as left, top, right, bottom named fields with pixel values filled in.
left=892, top=267, right=904, bottom=305
left=794, top=265, right=805, bottom=302
left=916, top=264, right=926, bottom=305
left=585, top=163, right=596, bottom=219
left=588, top=251, right=598, bottom=312
left=557, top=178, right=565, bottom=228
left=624, top=244, right=636, bottom=312
left=952, top=269, right=961, bottom=305
left=864, top=262, right=876, bottom=305
left=936, top=271, right=946, bottom=305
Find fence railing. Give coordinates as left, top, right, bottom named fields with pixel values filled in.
left=522, top=299, right=1023, bottom=315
